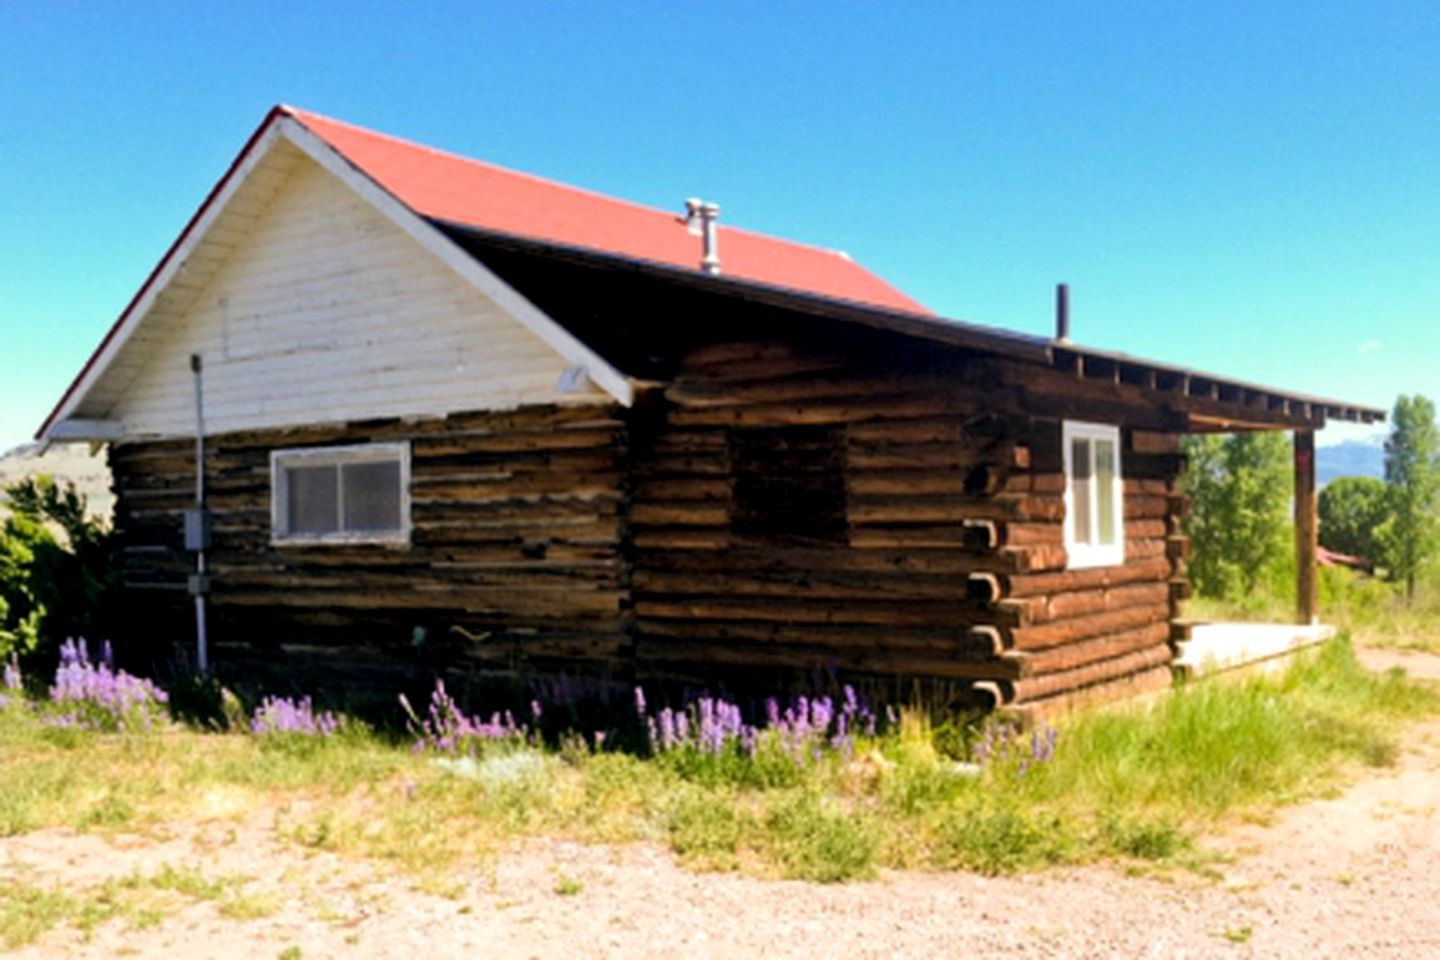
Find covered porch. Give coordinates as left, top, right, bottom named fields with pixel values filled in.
left=1171, top=427, right=1339, bottom=680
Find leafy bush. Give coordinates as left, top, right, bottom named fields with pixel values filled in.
left=762, top=791, right=878, bottom=882
left=1319, top=476, right=1390, bottom=565
left=164, top=672, right=247, bottom=731
left=934, top=804, right=1070, bottom=875
left=1099, top=812, right=1188, bottom=860
left=0, top=478, right=119, bottom=666
left=667, top=788, right=745, bottom=869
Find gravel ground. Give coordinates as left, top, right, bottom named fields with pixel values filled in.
left=6, top=648, right=1438, bottom=959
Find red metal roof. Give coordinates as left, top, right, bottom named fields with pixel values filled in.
left=283, top=107, right=931, bottom=315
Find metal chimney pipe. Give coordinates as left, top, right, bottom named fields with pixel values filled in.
left=699, top=201, right=721, bottom=275
left=1055, top=283, right=1070, bottom=342
left=684, top=198, right=722, bottom=275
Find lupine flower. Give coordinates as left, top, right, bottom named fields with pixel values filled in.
left=4, top=657, right=22, bottom=692
left=973, top=721, right=1060, bottom=772
left=635, top=688, right=881, bottom=769
left=401, top=679, right=528, bottom=755
left=48, top=638, right=168, bottom=732
left=250, top=695, right=341, bottom=738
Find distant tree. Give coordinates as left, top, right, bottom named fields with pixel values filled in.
left=1181, top=432, right=1293, bottom=600
left=1318, top=476, right=1390, bottom=564
left=1381, top=395, right=1440, bottom=601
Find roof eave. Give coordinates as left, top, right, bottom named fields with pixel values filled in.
left=437, top=219, right=1384, bottom=431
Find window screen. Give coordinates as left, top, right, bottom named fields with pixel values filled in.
left=285, top=464, right=340, bottom=536
left=342, top=460, right=402, bottom=532
left=272, top=443, right=409, bottom=543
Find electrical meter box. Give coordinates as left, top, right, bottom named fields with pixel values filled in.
left=184, top=508, right=212, bottom=551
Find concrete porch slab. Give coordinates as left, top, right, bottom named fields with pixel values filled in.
left=1173, top=621, right=1336, bottom=680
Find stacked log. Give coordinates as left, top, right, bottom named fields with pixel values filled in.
left=973, top=430, right=1189, bottom=720
left=109, top=404, right=630, bottom=680
left=631, top=338, right=1189, bottom=710
left=108, top=330, right=1193, bottom=713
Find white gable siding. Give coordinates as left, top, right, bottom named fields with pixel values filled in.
left=107, top=156, right=595, bottom=439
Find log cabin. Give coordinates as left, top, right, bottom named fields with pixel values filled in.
left=38, top=106, right=1384, bottom=717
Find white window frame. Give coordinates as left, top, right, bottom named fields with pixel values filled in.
left=1062, top=421, right=1125, bottom=569
left=270, top=441, right=411, bottom=546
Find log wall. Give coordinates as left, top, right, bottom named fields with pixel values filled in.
left=108, top=333, right=1192, bottom=715
left=108, top=403, right=630, bottom=689
left=629, top=339, right=1189, bottom=715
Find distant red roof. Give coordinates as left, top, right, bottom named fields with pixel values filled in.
left=284, top=106, right=930, bottom=315
left=1317, top=546, right=1370, bottom=570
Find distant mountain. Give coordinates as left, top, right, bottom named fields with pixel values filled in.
left=0, top=442, right=113, bottom=520
left=1317, top=438, right=1385, bottom=487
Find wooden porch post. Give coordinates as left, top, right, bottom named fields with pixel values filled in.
left=1294, top=429, right=1318, bottom=624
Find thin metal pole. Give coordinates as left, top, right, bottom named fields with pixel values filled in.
left=190, top=353, right=209, bottom=674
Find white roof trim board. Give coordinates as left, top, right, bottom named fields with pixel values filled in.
left=40, top=114, right=633, bottom=442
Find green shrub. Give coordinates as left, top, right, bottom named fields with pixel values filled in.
left=667, top=789, right=745, bottom=869
left=654, top=732, right=804, bottom=790
left=1099, top=812, right=1188, bottom=860
left=0, top=478, right=119, bottom=666
left=762, top=791, right=878, bottom=882
left=933, top=803, right=1072, bottom=874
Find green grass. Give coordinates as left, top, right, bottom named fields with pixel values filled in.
left=1191, top=564, right=1440, bottom=653
left=761, top=791, right=879, bottom=882
left=217, top=892, right=283, bottom=920
left=0, top=635, right=1433, bottom=898
left=0, top=880, right=84, bottom=949
left=0, top=862, right=251, bottom=949
left=552, top=873, right=584, bottom=896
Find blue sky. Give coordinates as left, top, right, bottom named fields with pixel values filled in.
left=3, top=2, right=1437, bottom=451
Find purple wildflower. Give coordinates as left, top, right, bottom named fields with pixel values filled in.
left=401, top=678, right=529, bottom=755
left=250, top=695, right=341, bottom=738
left=630, top=685, right=884, bottom=770
left=48, top=638, right=168, bottom=732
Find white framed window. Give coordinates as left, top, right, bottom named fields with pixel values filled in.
left=270, top=442, right=411, bottom=545
left=1062, top=421, right=1124, bottom=568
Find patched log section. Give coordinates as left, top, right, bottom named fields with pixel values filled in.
left=109, top=404, right=630, bottom=680
left=629, top=338, right=1189, bottom=706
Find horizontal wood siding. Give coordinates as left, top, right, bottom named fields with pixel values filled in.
left=98, top=153, right=593, bottom=438
left=629, top=339, right=1187, bottom=711
left=109, top=404, right=629, bottom=684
